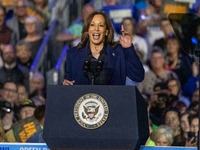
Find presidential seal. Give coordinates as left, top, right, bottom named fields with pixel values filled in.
left=74, top=93, right=109, bottom=129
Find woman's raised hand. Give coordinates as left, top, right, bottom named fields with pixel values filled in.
left=118, top=25, right=132, bottom=48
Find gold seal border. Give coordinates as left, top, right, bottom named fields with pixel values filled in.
left=74, top=93, right=109, bottom=129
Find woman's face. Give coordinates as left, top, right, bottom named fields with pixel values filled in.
left=150, top=52, right=164, bottom=70
left=166, top=39, right=179, bottom=54
left=180, top=114, right=190, bottom=133
left=88, top=14, right=108, bottom=47
left=165, top=111, right=180, bottom=131
left=25, top=22, right=37, bottom=34
left=190, top=118, right=199, bottom=136
left=167, top=80, right=179, bottom=96
left=155, top=135, right=170, bottom=146
left=122, top=19, right=134, bottom=36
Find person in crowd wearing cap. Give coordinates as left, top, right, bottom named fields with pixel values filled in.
left=19, top=98, right=36, bottom=120
left=0, top=101, right=15, bottom=133
left=5, top=98, right=41, bottom=142
left=26, top=105, right=45, bottom=143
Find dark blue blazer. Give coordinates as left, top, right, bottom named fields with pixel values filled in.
left=65, top=44, right=144, bottom=85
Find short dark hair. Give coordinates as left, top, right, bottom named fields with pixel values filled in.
left=34, top=105, right=45, bottom=122
left=188, top=114, right=198, bottom=125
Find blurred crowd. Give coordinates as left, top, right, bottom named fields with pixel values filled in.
left=0, top=0, right=199, bottom=147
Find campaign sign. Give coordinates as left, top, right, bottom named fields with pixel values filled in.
left=101, top=4, right=135, bottom=34
left=0, top=143, right=50, bottom=150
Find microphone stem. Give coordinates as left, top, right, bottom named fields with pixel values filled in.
left=91, top=74, right=95, bottom=85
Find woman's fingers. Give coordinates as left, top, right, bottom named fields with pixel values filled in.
left=63, top=79, right=75, bottom=85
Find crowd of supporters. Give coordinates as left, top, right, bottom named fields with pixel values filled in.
left=0, top=0, right=199, bottom=147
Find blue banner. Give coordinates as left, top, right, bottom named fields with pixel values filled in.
left=101, top=4, right=136, bottom=33
left=0, top=143, right=50, bottom=150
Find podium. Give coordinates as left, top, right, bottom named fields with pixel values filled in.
left=43, top=85, right=149, bottom=150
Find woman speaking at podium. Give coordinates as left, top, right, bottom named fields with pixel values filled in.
left=62, top=11, right=144, bottom=85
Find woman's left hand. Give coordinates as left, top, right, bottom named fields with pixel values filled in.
left=118, top=25, right=132, bottom=48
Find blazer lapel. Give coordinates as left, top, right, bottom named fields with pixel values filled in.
left=107, top=45, right=117, bottom=82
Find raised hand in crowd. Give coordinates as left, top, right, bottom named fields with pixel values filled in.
left=185, top=137, right=197, bottom=147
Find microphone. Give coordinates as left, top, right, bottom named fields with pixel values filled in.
left=82, top=56, right=91, bottom=84
left=82, top=59, right=90, bottom=72
left=96, top=60, right=104, bottom=73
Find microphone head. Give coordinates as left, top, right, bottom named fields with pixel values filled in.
left=96, top=60, right=104, bottom=72
left=97, top=60, right=104, bottom=66
left=82, top=60, right=90, bottom=71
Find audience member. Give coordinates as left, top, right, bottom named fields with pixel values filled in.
left=0, top=118, right=7, bottom=142
left=191, top=89, right=199, bottom=103
left=153, top=18, right=174, bottom=53
left=121, top=17, right=148, bottom=62
left=151, top=125, right=173, bottom=146
left=23, top=16, right=43, bottom=60
left=164, top=108, right=180, bottom=137
left=29, top=72, right=45, bottom=94
left=174, top=101, right=187, bottom=115
left=26, top=104, right=45, bottom=143
left=16, top=40, right=32, bottom=69
left=145, top=119, right=156, bottom=146
left=164, top=35, right=192, bottom=88
left=0, top=45, right=29, bottom=90
left=19, top=98, right=36, bottom=120
left=187, top=101, right=199, bottom=115
left=167, top=79, right=190, bottom=108
left=138, top=47, right=177, bottom=94
left=148, top=82, right=169, bottom=126
left=0, top=82, right=18, bottom=107
left=17, top=84, right=29, bottom=104
left=28, top=0, right=50, bottom=29
left=0, top=5, right=17, bottom=47
left=185, top=114, right=199, bottom=147
left=6, top=0, right=28, bottom=41
left=183, top=60, right=199, bottom=99
left=172, top=112, right=190, bottom=146
left=138, top=0, right=164, bottom=48
left=0, top=101, right=15, bottom=133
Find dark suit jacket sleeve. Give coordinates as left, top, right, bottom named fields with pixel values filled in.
left=122, top=44, right=145, bottom=82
